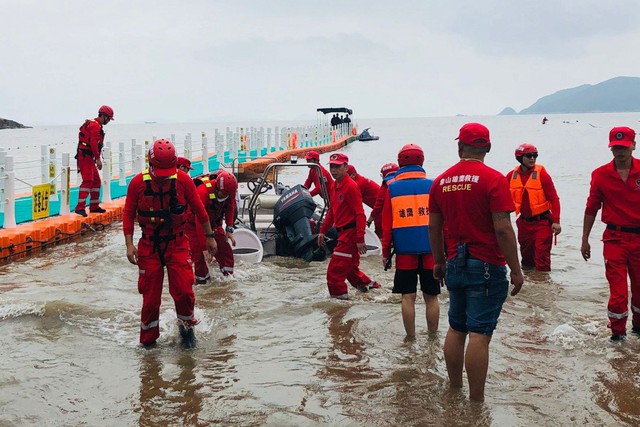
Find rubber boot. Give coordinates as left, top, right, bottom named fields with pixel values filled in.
left=179, top=324, right=197, bottom=349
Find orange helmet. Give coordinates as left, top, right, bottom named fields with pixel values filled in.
left=380, top=162, right=399, bottom=178
left=98, top=105, right=114, bottom=120
left=397, top=144, right=424, bottom=166
left=214, top=170, right=238, bottom=196
left=149, top=139, right=177, bottom=177
left=515, top=143, right=538, bottom=158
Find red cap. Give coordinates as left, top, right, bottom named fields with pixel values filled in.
left=608, top=126, right=636, bottom=148
left=328, top=153, right=349, bottom=165
left=380, top=162, right=399, bottom=178
left=305, top=150, right=319, bottom=161
left=347, top=164, right=357, bottom=175
left=456, top=123, right=490, bottom=146
left=176, top=157, right=194, bottom=170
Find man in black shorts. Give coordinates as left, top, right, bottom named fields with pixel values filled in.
left=381, top=144, right=440, bottom=338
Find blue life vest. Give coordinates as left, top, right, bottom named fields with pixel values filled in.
left=388, top=164, right=432, bottom=254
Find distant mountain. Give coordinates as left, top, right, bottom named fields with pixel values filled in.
left=498, top=107, right=517, bottom=115
left=0, top=117, right=29, bottom=129
left=518, top=76, right=640, bottom=114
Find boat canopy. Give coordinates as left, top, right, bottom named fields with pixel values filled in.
left=317, top=107, right=353, bottom=115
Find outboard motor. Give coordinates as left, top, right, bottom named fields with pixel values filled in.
left=273, top=184, right=321, bottom=261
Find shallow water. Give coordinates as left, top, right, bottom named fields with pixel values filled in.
left=2, top=114, right=640, bottom=425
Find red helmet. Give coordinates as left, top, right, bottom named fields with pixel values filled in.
left=515, top=143, right=538, bottom=157
left=98, top=105, right=114, bottom=120
left=397, top=144, right=424, bottom=166
left=149, top=139, right=177, bottom=177
left=380, top=162, right=399, bottom=178
left=214, top=170, right=238, bottom=196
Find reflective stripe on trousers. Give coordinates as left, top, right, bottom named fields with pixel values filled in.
left=140, top=320, right=159, bottom=330
left=607, top=310, right=628, bottom=320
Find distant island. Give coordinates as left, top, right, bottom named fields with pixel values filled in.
left=499, top=76, right=640, bottom=115
left=0, top=117, right=30, bottom=129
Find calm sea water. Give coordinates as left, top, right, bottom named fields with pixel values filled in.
left=1, top=113, right=640, bottom=426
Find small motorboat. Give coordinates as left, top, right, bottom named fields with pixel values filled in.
left=234, top=161, right=382, bottom=262
left=357, top=128, right=380, bottom=141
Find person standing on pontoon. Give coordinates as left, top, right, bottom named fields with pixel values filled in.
left=74, top=105, right=114, bottom=217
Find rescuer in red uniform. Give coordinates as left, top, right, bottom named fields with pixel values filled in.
left=187, top=170, right=238, bottom=282
left=370, top=162, right=399, bottom=238
left=177, top=157, right=194, bottom=174
left=506, top=143, right=561, bottom=271
left=429, top=122, right=524, bottom=401
left=347, top=164, right=382, bottom=237
left=123, top=139, right=217, bottom=349
left=318, top=153, right=380, bottom=299
left=303, top=151, right=334, bottom=198
left=74, top=105, right=114, bottom=217
left=582, top=126, right=640, bottom=341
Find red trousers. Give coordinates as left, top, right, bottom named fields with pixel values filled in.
left=326, top=228, right=373, bottom=297
left=75, top=154, right=101, bottom=211
left=137, top=235, right=196, bottom=345
left=189, top=226, right=235, bottom=279
left=516, top=216, right=553, bottom=271
left=602, top=229, right=640, bottom=335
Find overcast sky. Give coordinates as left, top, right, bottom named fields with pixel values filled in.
left=2, top=0, right=640, bottom=125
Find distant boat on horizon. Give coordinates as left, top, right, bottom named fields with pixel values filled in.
left=144, top=121, right=157, bottom=124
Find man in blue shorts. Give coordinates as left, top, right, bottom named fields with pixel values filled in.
left=429, top=123, right=524, bottom=401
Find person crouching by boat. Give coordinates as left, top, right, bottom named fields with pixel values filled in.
left=303, top=151, right=334, bottom=198
left=347, top=164, right=382, bottom=237
left=382, top=145, right=440, bottom=339
left=123, top=139, right=217, bottom=349
left=177, top=156, right=194, bottom=175
left=317, top=153, right=380, bottom=300
left=369, top=162, right=399, bottom=239
left=187, top=170, right=238, bottom=282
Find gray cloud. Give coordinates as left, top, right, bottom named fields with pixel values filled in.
left=1, top=0, right=639, bottom=125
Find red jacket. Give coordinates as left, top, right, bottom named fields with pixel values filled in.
left=585, top=157, right=640, bottom=226
left=197, top=183, right=236, bottom=228
left=320, top=175, right=366, bottom=243
left=371, top=181, right=388, bottom=221
left=303, top=165, right=334, bottom=197
left=123, top=170, right=208, bottom=236
left=185, top=182, right=237, bottom=247
left=77, top=118, right=104, bottom=159
left=353, top=173, right=380, bottom=208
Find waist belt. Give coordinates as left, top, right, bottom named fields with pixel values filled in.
left=141, top=231, right=184, bottom=241
left=606, top=224, right=640, bottom=234
left=522, top=211, right=550, bottom=222
left=336, top=222, right=356, bottom=232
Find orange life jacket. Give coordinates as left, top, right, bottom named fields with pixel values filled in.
left=509, top=164, right=551, bottom=216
